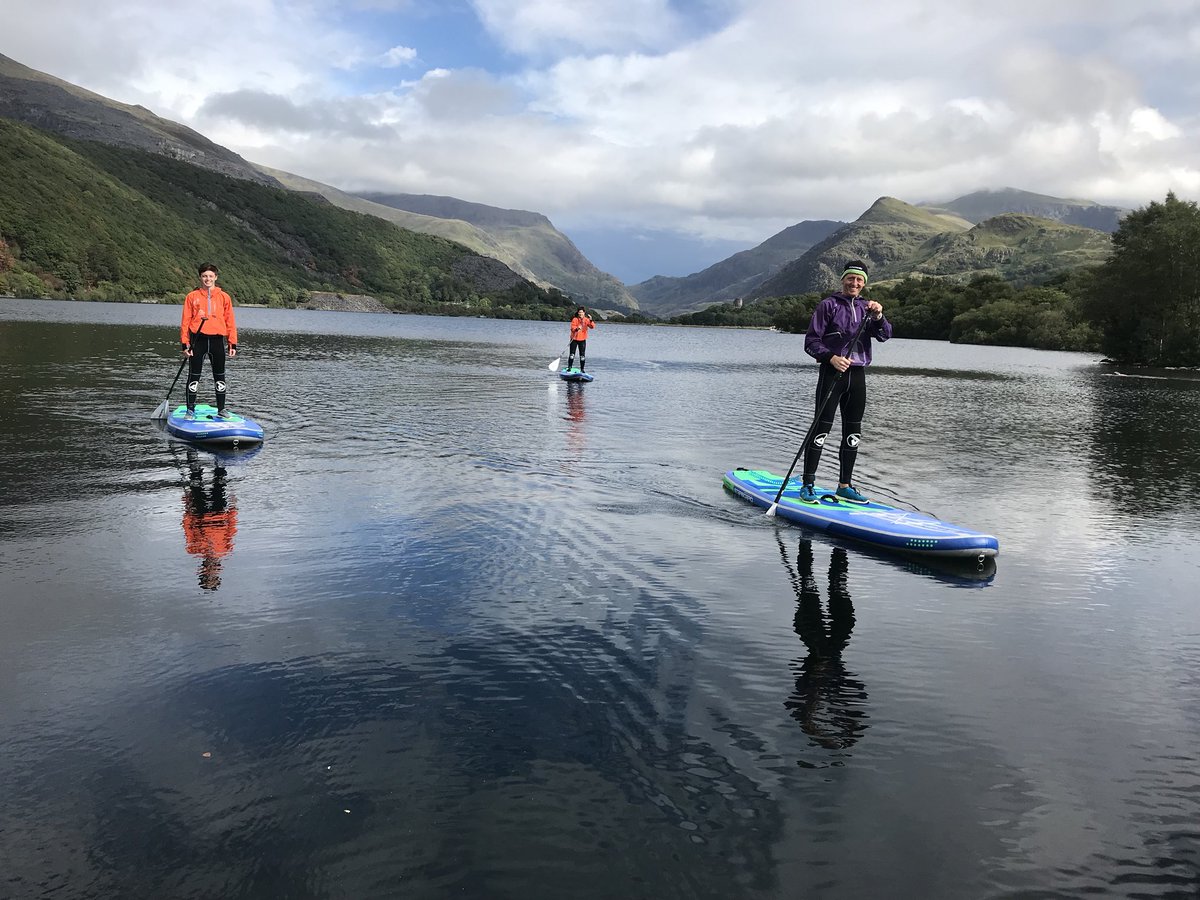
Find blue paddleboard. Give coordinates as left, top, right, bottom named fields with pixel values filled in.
left=166, top=404, right=265, bottom=447
left=559, top=367, right=594, bottom=382
left=723, top=468, right=999, bottom=559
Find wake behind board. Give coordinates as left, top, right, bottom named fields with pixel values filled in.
left=559, top=367, right=594, bottom=382
left=166, top=404, right=264, bottom=447
left=723, top=468, right=999, bottom=559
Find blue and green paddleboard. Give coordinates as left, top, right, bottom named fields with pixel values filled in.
left=723, top=468, right=999, bottom=559
left=166, top=404, right=264, bottom=447
left=558, top=367, right=594, bottom=382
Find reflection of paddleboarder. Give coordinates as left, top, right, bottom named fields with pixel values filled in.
left=564, top=381, right=586, bottom=459
left=778, top=537, right=868, bottom=751
left=182, top=450, right=238, bottom=591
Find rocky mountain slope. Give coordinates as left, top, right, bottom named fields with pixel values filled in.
left=357, top=192, right=638, bottom=311
left=747, top=198, right=974, bottom=299
left=628, top=219, right=843, bottom=317
left=0, top=53, right=277, bottom=187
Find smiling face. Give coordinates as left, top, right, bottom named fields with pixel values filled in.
left=200, top=269, right=218, bottom=289
left=841, top=273, right=865, bottom=297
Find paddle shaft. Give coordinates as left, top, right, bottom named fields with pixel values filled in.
left=166, top=355, right=188, bottom=397
left=771, top=308, right=878, bottom=506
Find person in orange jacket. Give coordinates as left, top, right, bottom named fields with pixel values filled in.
left=180, top=262, right=238, bottom=418
left=566, top=306, right=595, bottom=372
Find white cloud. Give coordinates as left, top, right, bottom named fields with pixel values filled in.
left=381, top=45, right=419, bottom=67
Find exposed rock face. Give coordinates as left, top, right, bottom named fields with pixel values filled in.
left=303, top=292, right=391, bottom=313
left=450, top=255, right=526, bottom=293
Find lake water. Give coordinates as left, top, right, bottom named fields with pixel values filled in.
left=1, top=298, right=1198, bottom=899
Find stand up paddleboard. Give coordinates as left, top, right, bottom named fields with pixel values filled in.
left=559, top=367, right=594, bottom=382
left=165, top=404, right=265, bottom=447
left=723, top=468, right=998, bottom=559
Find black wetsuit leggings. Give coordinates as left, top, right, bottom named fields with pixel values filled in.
left=802, top=363, right=867, bottom=486
left=186, top=332, right=227, bottom=411
left=567, top=339, right=587, bottom=369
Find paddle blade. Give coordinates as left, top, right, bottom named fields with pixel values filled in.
left=765, top=503, right=778, bottom=517
left=151, top=400, right=169, bottom=420
left=547, top=357, right=561, bottom=372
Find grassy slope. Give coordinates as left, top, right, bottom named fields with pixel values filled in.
left=894, top=214, right=1111, bottom=285
left=0, top=118, right=542, bottom=307
left=254, top=165, right=544, bottom=284
left=748, top=197, right=972, bottom=299
left=357, top=193, right=639, bottom=311
left=0, top=53, right=277, bottom=187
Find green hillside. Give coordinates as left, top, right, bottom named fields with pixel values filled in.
left=856, top=196, right=973, bottom=231
left=256, top=166, right=546, bottom=285
left=358, top=192, right=639, bottom=312
left=0, top=118, right=571, bottom=316
left=0, top=52, right=277, bottom=188
left=747, top=197, right=1113, bottom=300
left=748, top=197, right=971, bottom=299
left=895, top=214, right=1111, bottom=285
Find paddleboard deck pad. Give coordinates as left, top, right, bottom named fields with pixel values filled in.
left=723, top=468, right=998, bottom=558
left=559, top=368, right=594, bottom=382
left=166, top=404, right=264, bottom=446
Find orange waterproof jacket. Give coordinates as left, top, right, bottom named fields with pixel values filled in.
left=570, top=315, right=595, bottom=342
left=181, top=287, right=238, bottom=346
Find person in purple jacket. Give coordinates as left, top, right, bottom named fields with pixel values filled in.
left=799, top=261, right=892, bottom=503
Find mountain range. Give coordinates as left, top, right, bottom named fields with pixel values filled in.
left=0, top=51, right=1128, bottom=317
left=740, top=196, right=1114, bottom=302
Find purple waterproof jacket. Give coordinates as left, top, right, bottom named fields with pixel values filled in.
left=804, top=292, right=892, bottom=366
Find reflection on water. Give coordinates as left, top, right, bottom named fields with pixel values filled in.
left=181, top=448, right=238, bottom=591
left=565, top=381, right=586, bottom=458
left=1084, top=370, right=1200, bottom=518
left=778, top=536, right=867, bottom=758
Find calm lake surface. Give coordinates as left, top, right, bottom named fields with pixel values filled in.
left=1, top=298, right=1198, bottom=899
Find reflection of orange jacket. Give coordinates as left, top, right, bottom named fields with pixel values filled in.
left=183, top=505, right=238, bottom=561
left=181, top=287, right=238, bottom=345
left=570, top=315, right=594, bottom=342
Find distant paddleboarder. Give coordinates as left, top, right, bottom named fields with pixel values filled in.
left=566, top=306, right=595, bottom=372
left=180, top=263, right=238, bottom=419
left=798, top=261, right=891, bottom=504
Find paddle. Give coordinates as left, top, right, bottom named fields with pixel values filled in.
left=547, top=346, right=570, bottom=372
left=152, top=356, right=189, bottom=420
left=766, top=309, right=877, bottom=517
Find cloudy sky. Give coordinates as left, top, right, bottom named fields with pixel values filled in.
left=4, top=0, right=1200, bottom=281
